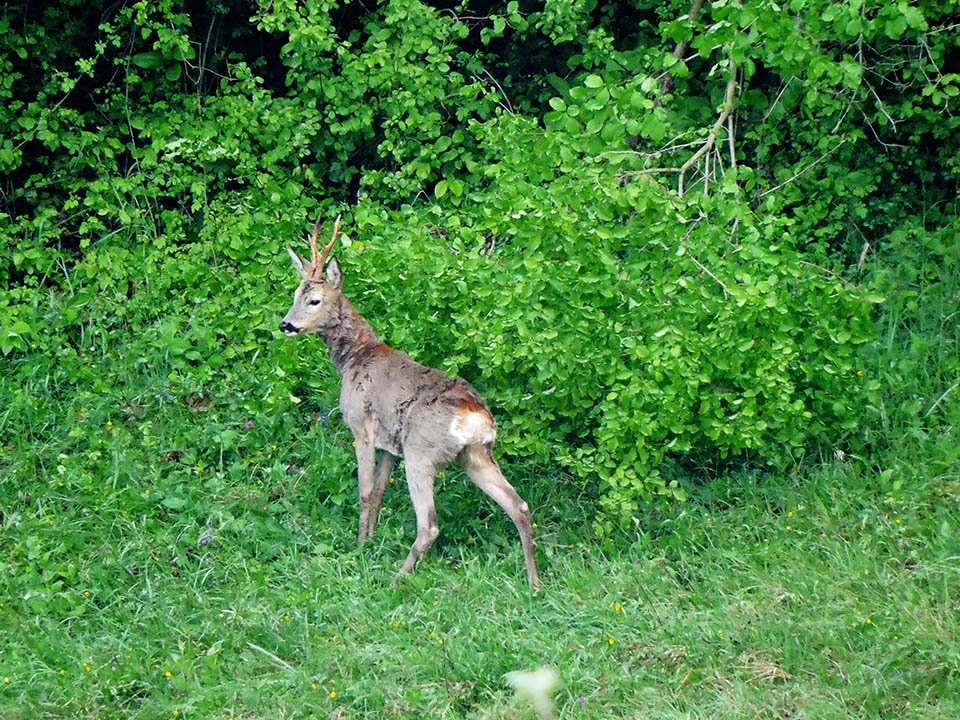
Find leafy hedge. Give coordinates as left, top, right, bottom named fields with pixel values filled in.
left=2, top=0, right=957, bottom=524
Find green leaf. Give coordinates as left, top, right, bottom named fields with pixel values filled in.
left=903, top=5, right=926, bottom=30
left=584, top=74, right=603, bottom=89
left=162, top=496, right=187, bottom=510
left=435, top=180, right=448, bottom=198
left=842, top=62, right=862, bottom=89
left=641, top=113, right=666, bottom=142
left=884, top=16, right=907, bottom=39
left=132, top=52, right=163, bottom=69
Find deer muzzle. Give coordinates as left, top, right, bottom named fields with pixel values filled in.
left=279, top=320, right=301, bottom=336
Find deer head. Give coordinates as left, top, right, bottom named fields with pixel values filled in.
left=279, top=214, right=343, bottom=336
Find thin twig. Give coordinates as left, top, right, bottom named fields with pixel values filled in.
left=703, top=148, right=710, bottom=194
left=688, top=253, right=728, bottom=298
left=677, top=218, right=728, bottom=298
left=599, top=141, right=703, bottom=159
left=755, top=138, right=848, bottom=200
left=867, top=81, right=898, bottom=128
left=831, top=91, right=858, bottom=134
left=761, top=77, right=797, bottom=122
left=615, top=168, right=683, bottom=180
left=799, top=260, right=861, bottom=290
left=475, top=69, right=514, bottom=114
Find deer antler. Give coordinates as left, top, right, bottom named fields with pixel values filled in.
left=307, top=216, right=324, bottom=271
left=307, top=213, right=342, bottom=281
left=317, top=213, right=341, bottom=274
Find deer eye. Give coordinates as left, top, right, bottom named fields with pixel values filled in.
left=309, top=299, right=322, bottom=306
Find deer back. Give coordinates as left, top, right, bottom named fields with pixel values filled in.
left=279, top=216, right=496, bottom=464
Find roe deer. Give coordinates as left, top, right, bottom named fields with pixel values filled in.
left=279, top=215, right=541, bottom=589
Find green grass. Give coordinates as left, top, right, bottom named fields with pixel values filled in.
left=2, top=252, right=959, bottom=719
left=1, top=353, right=958, bottom=720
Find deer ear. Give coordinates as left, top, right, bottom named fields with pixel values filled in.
left=325, top=256, right=343, bottom=290
left=287, top=247, right=309, bottom=279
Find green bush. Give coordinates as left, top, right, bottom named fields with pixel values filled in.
left=2, top=0, right=957, bottom=525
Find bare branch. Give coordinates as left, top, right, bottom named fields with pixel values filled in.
left=679, top=61, right=738, bottom=197
left=799, top=260, right=862, bottom=291
left=727, top=112, right=737, bottom=169
left=660, top=0, right=706, bottom=98
left=867, top=81, right=898, bottom=129
left=599, top=140, right=703, bottom=160
left=762, top=77, right=799, bottom=122
left=755, top=138, right=848, bottom=200
left=688, top=253, right=728, bottom=298
left=677, top=218, right=728, bottom=299
left=474, top=69, right=514, bottom=114
left=830, top=92, right=858, bottom=134
left=857, top=241, right=871, bottom=271
left=615, top=168, right=683, bottom=181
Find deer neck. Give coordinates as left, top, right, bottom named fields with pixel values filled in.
left=319, top=295, right=385, bottom=376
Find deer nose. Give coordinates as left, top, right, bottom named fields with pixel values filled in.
left=279, top=321, right=300, bottom=335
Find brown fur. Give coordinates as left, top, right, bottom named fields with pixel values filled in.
left=280, top=232, right=541, bottom=589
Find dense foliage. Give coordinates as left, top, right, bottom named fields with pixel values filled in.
left=2, top=0, right=958, bottom=522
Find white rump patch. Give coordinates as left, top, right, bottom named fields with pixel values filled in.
left=450, top=411, right=495, bottom=446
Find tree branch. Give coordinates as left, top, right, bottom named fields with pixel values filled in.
left=679, top=62, right=738, bottom=197
left=660, top=0, right=706, bottom=98
left=614, top=168, right=683, bottom=181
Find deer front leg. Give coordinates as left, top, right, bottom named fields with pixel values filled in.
left=354, top=416, right=378, bottom=545
left=397, top=459, right=440, bottom=580
left=366, top=450, right=396, bottom=539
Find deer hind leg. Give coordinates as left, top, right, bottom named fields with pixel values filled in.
left=460, top=444, right=541, bottom=590
left=365, top=450, right=396, bottom=539
left=354, top=417, right=378, bottom=545
left=397, top=459, right=440, bottom=579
